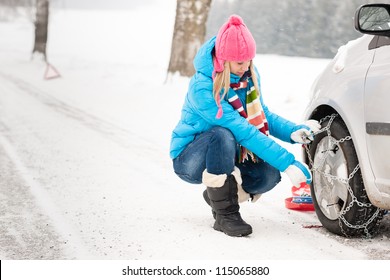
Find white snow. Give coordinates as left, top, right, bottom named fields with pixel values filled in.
left=1, top=0, right=389, bottom=275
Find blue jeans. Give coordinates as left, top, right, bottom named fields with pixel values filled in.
left=173, top=127, right=281, bottom=194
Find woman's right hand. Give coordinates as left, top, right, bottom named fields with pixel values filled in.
left=284, top=161, right=312, bottom=187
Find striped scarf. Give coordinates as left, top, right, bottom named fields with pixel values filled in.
left=229, top=72, right=269, bottom=163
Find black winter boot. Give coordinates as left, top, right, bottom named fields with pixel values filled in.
left=206, top=175, right=252, bottom=237
left=202, top=189, right=216, bottom=219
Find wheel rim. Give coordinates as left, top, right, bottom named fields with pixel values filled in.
left=313, top=136, right=349, bottom=220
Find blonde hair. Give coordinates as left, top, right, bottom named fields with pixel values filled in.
left=213, top=61, right=260, bottom=107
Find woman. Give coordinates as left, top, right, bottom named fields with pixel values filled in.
left=170, top=15, right=320, bottom=237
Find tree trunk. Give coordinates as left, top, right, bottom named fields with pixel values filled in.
left=167, top=0, right=212, bottom=77
left=32, top=0, right=49, bottom=61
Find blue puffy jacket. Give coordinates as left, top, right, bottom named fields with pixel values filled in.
left=170, top=37, right=297, bottom=172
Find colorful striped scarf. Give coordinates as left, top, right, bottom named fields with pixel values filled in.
left=229, top=72, right=269, bottom=163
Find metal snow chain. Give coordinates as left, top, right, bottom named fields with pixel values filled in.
left=304, top=113, right=381, bottom=238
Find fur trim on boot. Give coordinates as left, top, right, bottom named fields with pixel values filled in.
left=203, top=167, right=251, bottom=203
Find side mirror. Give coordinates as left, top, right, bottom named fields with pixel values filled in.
left=355, top=4, right=390, bottom=36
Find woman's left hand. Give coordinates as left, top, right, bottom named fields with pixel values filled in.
left=290, top=120, right=321, bottom=144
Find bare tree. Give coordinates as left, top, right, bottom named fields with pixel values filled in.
left=32, top=0, right=49, bottom=61
left=167, top=0, right=212, bottom=77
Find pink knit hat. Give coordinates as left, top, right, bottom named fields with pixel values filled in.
left=214, top=15, right=256, bottom=75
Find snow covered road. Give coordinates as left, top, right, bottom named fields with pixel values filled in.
left=0, top=70, right=174, bottom=259
left=1, top=68, right=389, bottom=260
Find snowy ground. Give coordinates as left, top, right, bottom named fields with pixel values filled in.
left=0, top=0, right=389, bottom=264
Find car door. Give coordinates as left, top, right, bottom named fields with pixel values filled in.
left=364, top=36, right=390, bottom=193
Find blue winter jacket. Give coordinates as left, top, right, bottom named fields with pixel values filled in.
left=170, top=37, right=297, bottom=172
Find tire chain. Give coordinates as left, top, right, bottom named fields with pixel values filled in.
left=304, top=113, right=382, bottom=238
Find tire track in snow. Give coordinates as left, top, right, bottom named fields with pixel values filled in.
left=0, top=131, right=92, bottom=259
left=0, top=77, right=90, bottom=258
left=0, top=71, right=171, bottom=187
left=0, top=71, right=164, bottom=166
left=0, top=70, right=174, bottom=258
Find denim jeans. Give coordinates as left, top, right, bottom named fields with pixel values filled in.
left=173, top=127, right=281, bottom=194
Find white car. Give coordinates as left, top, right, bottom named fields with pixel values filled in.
left=303, top=3, right=390, bottom=237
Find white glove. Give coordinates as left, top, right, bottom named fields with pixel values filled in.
left=285, top=161, right=312, bottom=188
left=291, top=120, right=321, bottom=144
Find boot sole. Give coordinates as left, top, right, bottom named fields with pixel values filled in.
left=213, top=223, right=252, bottom=237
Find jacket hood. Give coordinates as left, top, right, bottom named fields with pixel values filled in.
left=193, top=36, right=216, bottom=79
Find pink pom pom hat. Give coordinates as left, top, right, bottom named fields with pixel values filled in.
left=214, top=15, right=256, bottom=75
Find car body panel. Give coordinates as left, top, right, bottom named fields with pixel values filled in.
left=364, top=42, right=390, bottom=205
left=304, top=35, right=390, bottom=209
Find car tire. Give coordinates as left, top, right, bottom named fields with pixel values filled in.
left=308, top=116, right=383, bottom=237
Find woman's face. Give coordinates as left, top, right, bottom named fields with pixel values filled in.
left=229, top=60, right=251, bottom=77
